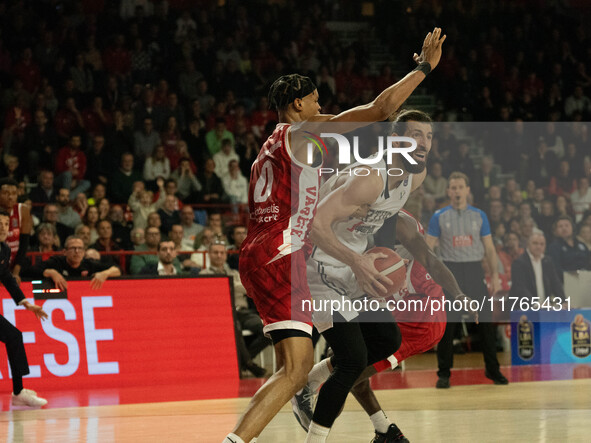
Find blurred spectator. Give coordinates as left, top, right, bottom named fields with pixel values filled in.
left=86, top=134, right=112, bottom=186
left=198, top=158, right=226, bottom=204
left=509, top=231, right=564, bottom=303
left=169, top=224, right=200, bottom=271
left=91, top=220, right=123, bottom=268
left=72, top=192, right=89, bottom=219
left=108, top=205, right=133, bottom=250
left=206, top=118, right=235, bottom=156
left=43, top=203, right=72, bottom=247
left=472, top=156, right=500, bottom=205
left=54, top=134, right=90, bottom=200
left=157, top=195, right=180, bottom=234
left=528, top=137, right=558, bottom=187
left=555, top=195, right=575, bottom=219
left=130, top=227, right=145, bottom=250
left=536, top=200, right=557, bottom=239
left=80, top=205, right=100, bottom=244
left=130, top=226, right=162, bottom=275
left=548, top=161, right=576, bottom=196
left=213, top=138, right=239, bottom=179
left=577, top=224, right=591, bottom=251
left=128, top=180, right=165, bottom=230
left=97, top=198, right=110, bottom=221
left=23, top=110, right=57, bottom=176
left=222, top=160, right=248, bottom=205
left=134, top=117, right=161, bottom=164
left=29, top=170, right=56, bottom=213
left=497, top=232, right=523, bottom=282
left=179, top=205, right=203, bottom=249
left=170, top=158, right=202, bottom=202
left=143, top=145, right=171, bottom=183
left=564, top=86, right=591, bottom=118
left=571, top=177, right=591, bottom=223
left=161, top=116, right=182, bottom=157
left=548, top=216, right=591, bottom=281
left=227, top=224, right=247, bottom=271
left=110, top=152, right=143, bottom=203
left=75, top=224, right=92, bottom=249
left=56, top=188, right=81, bottom=229
left=423, top=161, right=447, bottom=202
left=146, top=212, right=162, bottom=232
left=27, top=223, right=59, bottom=267
left=191, top=227, right=214, bottom=269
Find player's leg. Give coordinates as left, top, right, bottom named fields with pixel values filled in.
left=350, top=380, right=409, bottom=443
left=305, top=315, right=368, bottom=442
left=227, top=334, right=314, bottom=442
left=0, top=316, right=47, bottom=407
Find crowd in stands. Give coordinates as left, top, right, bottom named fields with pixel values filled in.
left=0, top=0, right=587, bottom=285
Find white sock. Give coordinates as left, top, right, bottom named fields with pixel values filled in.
left=223, top=433, right=245, bottom=443
left=305, top=422, right=330, bottom=443
left=308, top=358, right=332, bottom=393
left=370, top=410, right=392, bottom=433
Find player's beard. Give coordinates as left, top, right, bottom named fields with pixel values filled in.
left=401, top=152, right=427, bottom=174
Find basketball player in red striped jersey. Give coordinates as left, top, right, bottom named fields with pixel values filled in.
left=224, top=28, right=447, bottom=443
left=0, top=178, right=33, bottom=285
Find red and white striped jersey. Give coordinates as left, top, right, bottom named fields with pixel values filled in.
left=241, top=123, right=321, bottom=270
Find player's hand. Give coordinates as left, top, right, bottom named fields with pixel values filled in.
left=23, top=301, right=48, bottom=321
left=413, top=27, right=446, bottom=70
left=90, top=271, right=108, bottom=290
left=352, top=253, right=393, bottom=299
left=455, top=293, right=479, bottom=324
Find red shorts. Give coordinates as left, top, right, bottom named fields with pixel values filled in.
left=373, top=296, right=446, bottom=372
left=241, top=249, right=313, bottom=336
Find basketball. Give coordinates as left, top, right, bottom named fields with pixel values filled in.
left=366, top=246, right=407, bottom=295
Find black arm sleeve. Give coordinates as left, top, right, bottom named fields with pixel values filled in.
left=374, top=215, right=398, bottom=249
left=14, top=233, right=30, bottom=268
left=0, top=244, right=25, bottom=304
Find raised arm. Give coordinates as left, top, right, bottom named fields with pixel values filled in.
left=310, top=28, right=445, bottom=124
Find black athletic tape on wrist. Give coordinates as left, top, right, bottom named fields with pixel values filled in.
left=413, top=62, right=431, bottom=76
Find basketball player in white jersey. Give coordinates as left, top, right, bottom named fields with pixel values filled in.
left=300, top=110, right=434, bottom=442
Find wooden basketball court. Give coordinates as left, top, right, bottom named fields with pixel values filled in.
left=2, top=374, right=590, bottom=442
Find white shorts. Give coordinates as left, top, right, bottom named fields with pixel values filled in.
left=307, top=258, right=380, bottom=333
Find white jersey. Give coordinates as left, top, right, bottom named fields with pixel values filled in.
left=311, top=158, right=413, bottom=266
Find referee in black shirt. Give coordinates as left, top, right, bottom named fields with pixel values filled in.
left=0, top=210, right=49, bottom=407
left=426, top=172, right=508, bottom=388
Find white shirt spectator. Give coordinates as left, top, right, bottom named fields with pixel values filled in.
left=143, top=157, right=171, bottom=181
left=213, top=148, right=240, bottom=179
left=222, top=172, right=248, bottom=204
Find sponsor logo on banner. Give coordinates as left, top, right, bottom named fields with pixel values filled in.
left=518, top=315, right=534, bottom=360
left=571, top=314, right=591, bottom=358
